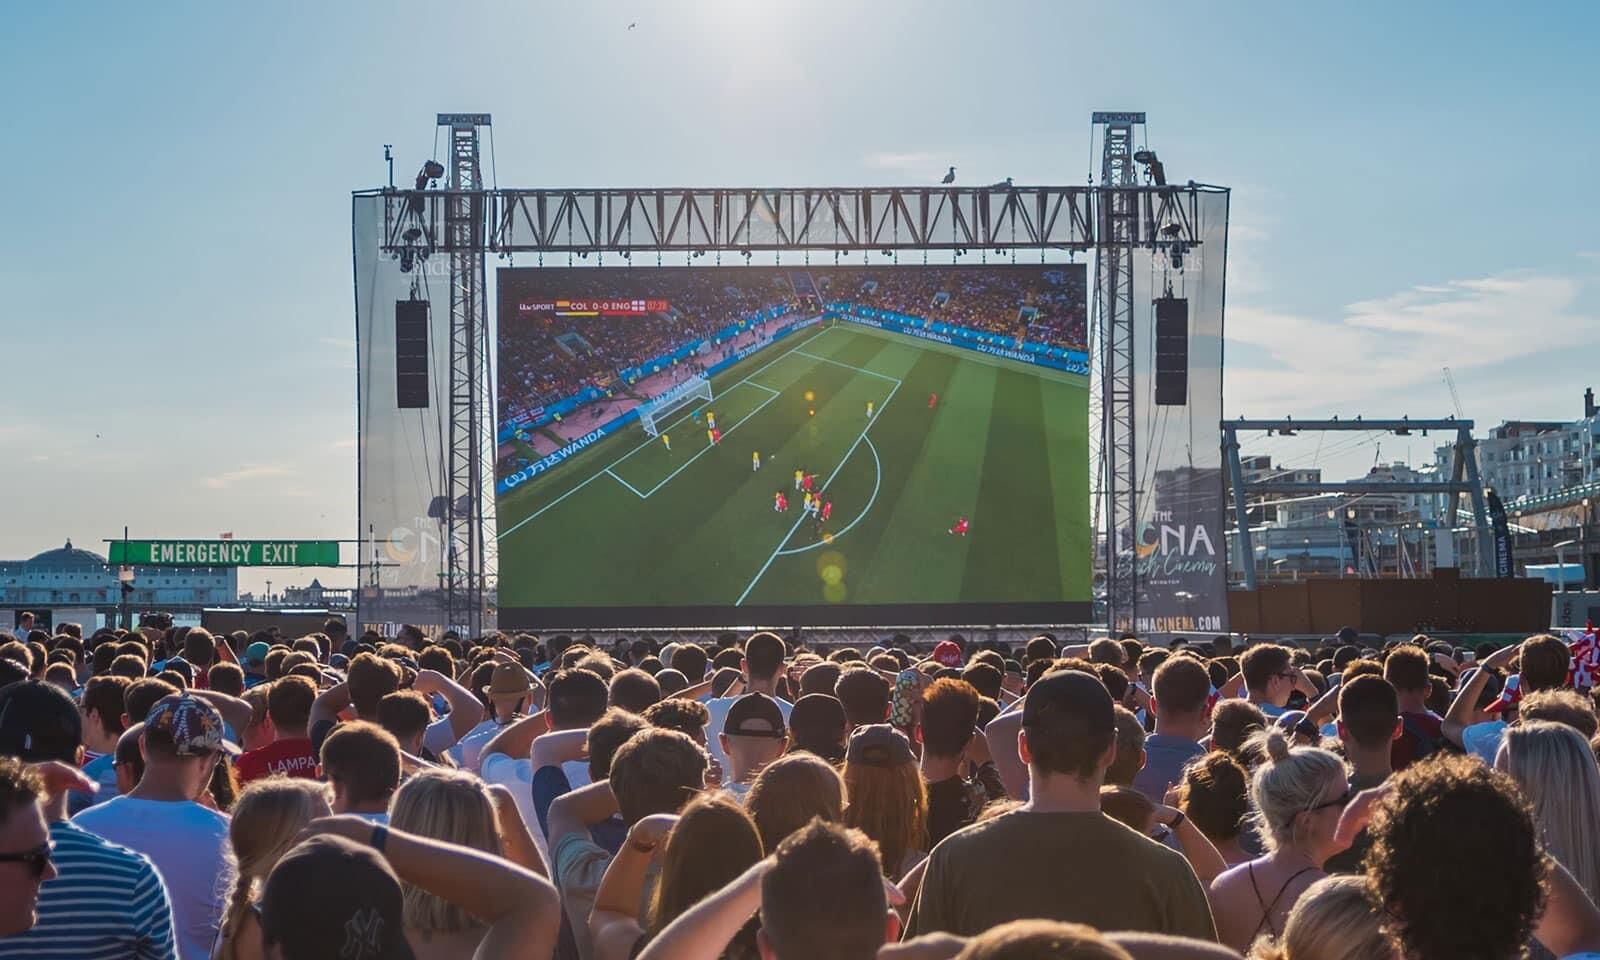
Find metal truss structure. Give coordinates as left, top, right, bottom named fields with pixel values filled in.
left=372, top=112, right=1215, bottom=632
left=1223, top=418, right=1494, bottom=590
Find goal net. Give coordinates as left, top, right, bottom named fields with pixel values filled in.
left=638, top=375, right=713, bottom=437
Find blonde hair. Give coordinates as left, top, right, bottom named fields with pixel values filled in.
left=215, top=777, right=331, bottom=960
left=1251, top=875, right=1391, bottom=960
left=389, top=768, right=501, bottom=937
left=1244, top=729, right=1347, bottom=853
left=955, top=919, right=1134, bottom=960
left=1502, top=720, right=1600, bottom=905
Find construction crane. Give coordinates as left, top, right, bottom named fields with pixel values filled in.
left=1443, top=366, right=1465, bottom=418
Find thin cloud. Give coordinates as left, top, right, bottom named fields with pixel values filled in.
left=203, top=465, right=293, bottom=489
left=862, top=151, right=953, bottom=183
left=1227, top=269, right=1595, bottom=415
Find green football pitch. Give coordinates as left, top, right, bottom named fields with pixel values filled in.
left=495, top=322, right=1090, bottom=612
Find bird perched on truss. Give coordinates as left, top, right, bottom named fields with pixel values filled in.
left=941, top=166, right=956, bottom=184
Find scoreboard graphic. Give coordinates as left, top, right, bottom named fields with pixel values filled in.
left=517, top=298, right=670, bottom=317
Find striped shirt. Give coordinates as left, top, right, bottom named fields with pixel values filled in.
left=0, top=819, right=177, bottom=960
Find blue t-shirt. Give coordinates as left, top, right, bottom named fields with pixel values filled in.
left=1133, top=734, right=1207, bottom=803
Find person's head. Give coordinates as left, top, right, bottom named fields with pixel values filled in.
left=918, top=678, right=980, bottom=760
left=1151, top=654, right=1212, bottom=727
left=653, top=668, right=689, bottom=698
left=114, top=722, right=146, bottom=793
left=1099, top=785, right=1158, bottom=836
left=141, top=694, right=238, bottom=796
left=1498, top=720, right=1600, bottom=904
left=1254, top=875, right=1392, bottom=960
left=390, top=768, right=501, bottom=938
left=746, top=752, right=846, bottom=853
left=959, top=663, right=1003, bottom=701
left=258, top=835, right=410, bottom=960
left=757, top=820, right=895, bottom=960
left=1104, top=707, right=1146, bottom=787
left=217, top=778, right=331, bottom=960
left=1176, top=750, right=1250, bottom=847
left=478, top=661, right=532, bottom=721
left=0, top=758, right=51, bottom=936
left=1086, top=638, right=1125, bottom=669
left=1519, top=688, right=1600, bottom=738
left=642, top=697, right=711, bottom=745
left=1210, top=699, right=1267, bottom=763
left=1240, top=644, right=1294, bottom=706
left=376, top=690, right=433, bottom=755
left=1244, top=729, right=1348, bottom=862
left=0, top=680, right=82, bottom=772
left=801, top=661, right=842, bottom=698
left=1381, top=644, right=1431, bottom=697
left=834, top=668, right=891, bottom=729
left=609, top=668, right=662, bottom=714
left=208, top=661, right=245, bottom=697
left=1024, top=635, right=1057, bottom=664
left=1020, top=670, right=1116, bottom=784
left=743, top=632, right=787, bottom=684
left=182, top=627, right=217, bottom=668
left=79, top=674, right=129, bottom=754
left=1518, top=633, right=1572, bottom=693
left=110, top=653, right=147, bottom=680
left=842, top=724, right=926, bottom=874
left=266, top=675, right=316, bottom=739
left=545, top=668, right=609, bottom=731
left=345, top=652, right=401, bottom=719
left=319, top=721, right=400, bottom=814
left=1367, top=754, right=1544, bottom=960
left=648, top=793, right=764, bottom=937
left=608, top=728, right=707, bottom=825
left=669, top=643, right=709, bottom=683
left=787, top=693, right=847, bottom=762
left=1336, top=675, right=1401, bottom=755
left=720, top=693, right=789, bottom=783
left=586, top=708, right=650, bottom=782
left=952, top=919, right=1135, bottom=960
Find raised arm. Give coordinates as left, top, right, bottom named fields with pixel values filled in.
left=546, top=779, right=620, bottom=852
left=414, top=668, right=486, bottom=741
left=636, top=858, right=769, bottom=960
left=310, top=680, right=352, bottom=730
left=531, top=728, right=589, bottom=770
left=303, top=816, right=560, bottom=960
left=1155, top=804, right=1227, bottom=886
left=488, top=783, right=548, bottom=877
left=480, top=708, right=550, bottom=762
left=590, top=814, right=678, bottom=960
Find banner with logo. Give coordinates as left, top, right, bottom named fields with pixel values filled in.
left=1487, top=489, right=1515, bottom=578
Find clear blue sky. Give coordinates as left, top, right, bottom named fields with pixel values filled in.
left=4, top=1, right=1597, bottom=592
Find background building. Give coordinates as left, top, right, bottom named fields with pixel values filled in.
left=0, top=539, right=238, bottom=631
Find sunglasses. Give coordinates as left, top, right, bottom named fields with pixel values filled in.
left=0, top=844, right=52, bottom=879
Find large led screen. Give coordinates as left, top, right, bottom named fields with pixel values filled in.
left=495, top=264, right=1090, bottom=627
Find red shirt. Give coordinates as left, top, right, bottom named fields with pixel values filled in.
left=1390, top=711, right=1444, bottom=772
left=235, top=737, right=319, bottom=783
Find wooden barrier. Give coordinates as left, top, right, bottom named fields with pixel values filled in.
left=1227, top=574, right=1551, bottom=636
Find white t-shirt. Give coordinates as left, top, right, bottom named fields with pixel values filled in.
left=423, top=714, right=463, bottom=756
left=703, top=694, right=793, bottom=772
left=73, top=796, right=232, bottom=960
left=451, top=718, right=504, bottom=772
left=480, top=752, right=590, bottom=829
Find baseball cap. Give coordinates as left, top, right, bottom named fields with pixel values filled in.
left=1022, top=669, right=1115, bottom=743
left=259, top=835, right=414, bottom=960
left=845, top=723, right=915, bottom=767
left=144, top=694, right=240, bottom=756
left=724, top=692, right=787, bottom=738
left=932, top=640, right=963, bottom=668
left=0, top=680, right=82, bottom=762
left=244, top=641, right=272, bottom=666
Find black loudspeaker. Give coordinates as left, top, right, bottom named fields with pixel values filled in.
left=1154, top=296, right=1189, bottom=406
left=395, top=300, right=430, bottom=409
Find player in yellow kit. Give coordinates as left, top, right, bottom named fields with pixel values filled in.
left=794, top=468, right=804, bottom=491
left=707, top=427, right=716, bottom=445
left=866, top=400, right=874, bottom=418
left=752, top=450, right=761, bottom=472
left=660, top=433, right=670, bottom=451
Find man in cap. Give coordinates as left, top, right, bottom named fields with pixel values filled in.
left=931, top=639, right=964, bottom=669
left=719, top=692, right=789, bottom=799
left=73, top=694, right=235, bottom=960
left=704, top=632, right=792, bottom=773
left=905, top=669, right=1214, bottom=942
left=0, top=680, right=176, bottom=958
left=241, top=640, right=271, bottom=688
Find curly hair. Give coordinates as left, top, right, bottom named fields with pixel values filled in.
left=1365, top=755, right=1545, bottom=960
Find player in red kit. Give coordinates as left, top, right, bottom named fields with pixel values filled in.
left=948, top=516, right=969, bottom=536
left=928, top=392, right=938, bottom=409
left=802, top=473, right=814, bottom=494
left=821, top=500, right=833, bottom=521
left=711, top=427, right=722, bottom=444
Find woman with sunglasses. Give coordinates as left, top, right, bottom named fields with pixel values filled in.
left=1206, top=728, right=1350, bottom=955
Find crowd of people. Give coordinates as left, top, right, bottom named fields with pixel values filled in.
left=6, top=617, right=1600, bottom=960
left=498, top=270, right=797, bottom=426
left=816, top=266, right=1088, bottom=351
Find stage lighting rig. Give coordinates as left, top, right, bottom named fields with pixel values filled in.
left=1133, top=149, right=1166, bottom=187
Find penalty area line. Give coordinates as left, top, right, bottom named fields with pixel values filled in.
left=734, top=378, right=901, bottom=605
